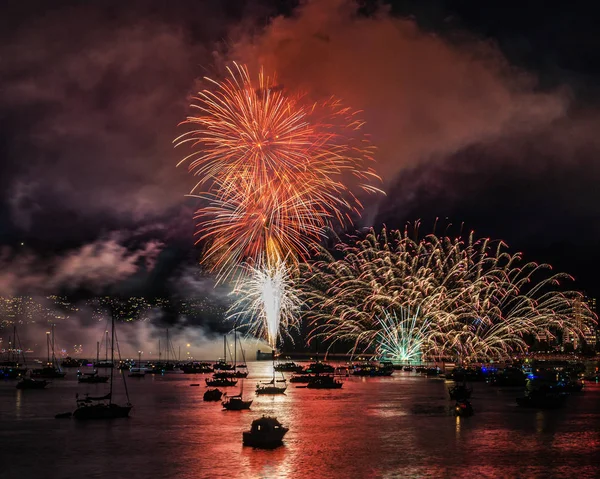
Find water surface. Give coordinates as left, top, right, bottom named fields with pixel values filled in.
left=2, top=362, right=599, bottom=479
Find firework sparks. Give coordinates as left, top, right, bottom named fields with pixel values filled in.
left=227, top=256, right=301, bottom=349
left=302, top=228, right=597, bottom=361
left=376, top=309, right=431, bottom=363
left=176, top=62, right=380, bottom=280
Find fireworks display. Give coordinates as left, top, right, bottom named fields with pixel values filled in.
left=175, top=62, right=380, bottom=279
left=176, top=63, right=380, bottom=347
left=227, top=256, right=302, bottom=348
left=302, top=228, right=597, bottom=361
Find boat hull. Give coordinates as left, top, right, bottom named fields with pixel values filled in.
left=242, top=429, right=288, bottom=448
left=256, top=386, right=287, bottom=395
left=16, top=379, right=48, bottom=389
left=222, top=399, right=253, bottom=410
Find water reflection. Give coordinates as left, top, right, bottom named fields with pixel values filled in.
left=0, top=364, right=600, bottom=478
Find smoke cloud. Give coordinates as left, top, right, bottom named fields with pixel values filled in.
left=0, top=233, right=163, bottom=296
left=229, top=0, right=567, bottom=181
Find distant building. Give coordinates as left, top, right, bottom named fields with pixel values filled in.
left=563, top=296, right=597, bottom=350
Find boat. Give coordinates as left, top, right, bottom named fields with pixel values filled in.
left=0, top=362, right=28, bottom=380
left=61, top=357, right=83, bottom=368
left=72, top=313, right=132, bottom=420
left=306, top=374, right=343, bottom=389
left=31, top=325, right=66, bottom=379
left=213, top=360, right=234, bottom=371
left=213, top=335, right=234, bottom=370
left=205, top=377, right=238, bottom=387
left=242, top=416, right=288, bottom=448
left=128, top=351, right=146, bottom=377
left=290, top=374, right=312, bottom=383
left=304, top=362, right=335, bottom=374
left=453, top=399, right=474, bottom=417
left=256, top=354, right=287, bottom=395
left=232, top=330, right=249, bottom=378
left=203, top=388, right=223, bottom=401
left=16, top=377, right=48, bottom=390
left=351, top=362, right=394, bottom=377
left=78, top=370, right=109, bottom=384
left=256, top=379, right=287, bottom=395
left=93, top=360, right=114, bottom=369
left=222, top=381, right=252, bottom=410
left=181, top=362, right=213, bottom=374
left=448, top=383, right=473, bottom=400
left=160, top=329, right=183, bottom=373
left=93, top=330, right=113, bottom=369
left=274, top=361, right=303, bottom=373
left=516, top=389, right=567, bottom=409
left=0, top=325, right=28, bottom=379
left=488, top=367, right=526, bottom=387
left=557, top=380, right=584, bottom=393
left=78, top=341, right=110, bottom=383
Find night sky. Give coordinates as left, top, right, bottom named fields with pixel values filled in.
left=1, top=0, right=599, bottom=303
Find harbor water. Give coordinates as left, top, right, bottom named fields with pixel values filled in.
left=1, top=362, right=600, bottom=479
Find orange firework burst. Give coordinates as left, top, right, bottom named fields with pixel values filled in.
left=175, top=63, right=381, bottom=279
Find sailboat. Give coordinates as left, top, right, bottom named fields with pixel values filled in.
left=72, top=313, right=132, bottom=420
left=78, top=341, right=109, bottom=383
left=206, top=334, right=237, bottom=387
left=128, top=351, right=145, bottom=378
left=213, top=335, right=234, bottom=371
left=232, top=329, right=248, bottom=378
left=1, top=324, right=28, bottom=379
left=256, top=351, right=287, bottom=395
left=222, top=380, right=253, bottom=410
left=31, top=325, right=66, bottom=379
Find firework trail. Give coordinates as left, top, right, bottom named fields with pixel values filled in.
left=302, top=228, right=596, bottom=361
left=176, top=63, right=380, bottom=347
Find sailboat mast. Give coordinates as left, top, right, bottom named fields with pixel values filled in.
left=52, top=324, right=55, bottom=367
left=12, top=324, right=16, bottom=362
left=166, top=329, right=169, bottom=364
left=46, top=331, right=50, bottom=365
left=96, top=341, right=99, bottom=367
left=158, top=339, right=161, bottom=362
left=109, top=313, right=115, bottom=405
left=105, top=330, right=109, bottom=362
left=234, top=328, right=237, bottom=368
left=223, top=335, right=226, bottom=363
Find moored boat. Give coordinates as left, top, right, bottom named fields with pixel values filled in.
left=242, top=416, right=288, bottom=448
left=306, top=374, right=343, bottom=389
left=206, top=377, right=238, bottom=387
left=203, top=388, right=223, bottom=401
left=453, top=399, right=474, bottom=417
left=72, top=313, right=132, bottom=420
left=448, top=383, right=472, bottom=400
left=222, top=381, right=252, bottom=410
left=16, top=377, right=48, bottom=390
left=78, top=370, right=109, bottom=384
left=516, top=388, right=567, bottom=409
